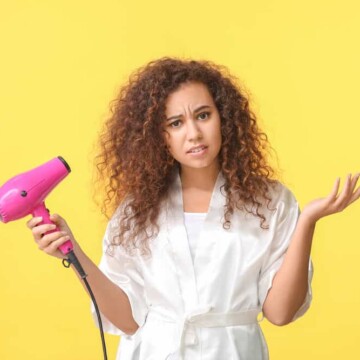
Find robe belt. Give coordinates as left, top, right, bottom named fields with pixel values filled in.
left=146, top=305, right=262, bottom=360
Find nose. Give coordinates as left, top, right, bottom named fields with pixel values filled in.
left=186, top=119, right=202, bottom=141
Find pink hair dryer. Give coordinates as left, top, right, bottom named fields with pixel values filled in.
left=0, top=156, right=73, bottom=255
left=0, top=157, right=104, bottom=355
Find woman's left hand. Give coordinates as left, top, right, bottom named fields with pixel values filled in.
left=301, top=173, right=360, bottom=225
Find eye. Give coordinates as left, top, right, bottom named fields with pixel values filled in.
left=169, top=119, right=182, bottom=128
left=197, top=112, right=210, bottom=120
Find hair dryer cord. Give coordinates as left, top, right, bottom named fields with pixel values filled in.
left=62, top=251, right=108, bottom=360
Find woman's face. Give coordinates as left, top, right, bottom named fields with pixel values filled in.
left=163, top=81, right=222, bottom=172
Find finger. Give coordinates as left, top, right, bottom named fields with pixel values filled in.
left=49, top=213, right=61, bottom=223
left=49, top=214, right=69, bottom=231
left=348, top=186, right=360, bottom=206
left=328, top=177, right=341, bottom=201
left=37, top=231, right=68, bottom=249
left=26, top=216, right=43, bottom=229
left=334, top=174, right=353, bottom=209
left=32, top=223, right=57, bottom=240
left=342, top=173, right=360, bottom=205
left=50, top=213, right=67, bottom=225
left=349, top=173, right=360, bottom=194
left=43, top=235, right=71, bottom=256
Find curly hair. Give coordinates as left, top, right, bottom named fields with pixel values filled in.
left=94, top=57, right=277, bottom=256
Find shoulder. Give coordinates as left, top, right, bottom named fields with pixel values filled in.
left=267, top=180, right=298, bottom=208
left=265, top=181, right=300, bottom=230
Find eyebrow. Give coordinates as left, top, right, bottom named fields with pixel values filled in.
left=166, top=105, right=211, bottom=122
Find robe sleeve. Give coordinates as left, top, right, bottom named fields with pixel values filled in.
left=258, top=185, right=314, bottom=322
left=91, top=210, right=148, bottom=337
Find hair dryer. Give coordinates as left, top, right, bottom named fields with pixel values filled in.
left=0, top=157, right=106, bottom=357
left=0, top=156, right=74, bottom=254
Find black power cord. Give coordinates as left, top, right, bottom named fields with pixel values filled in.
left=63, top=251, right=108, bottom=360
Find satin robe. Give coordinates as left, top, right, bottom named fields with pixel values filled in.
left=92, top=172, right=313, bottom=360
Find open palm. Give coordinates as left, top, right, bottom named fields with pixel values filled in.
left=301, top=174, right=360, bottom=224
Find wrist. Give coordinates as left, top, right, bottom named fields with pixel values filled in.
left=71, top=240, right=83, bottom=257
left=298, top=212, right=317, bottom=228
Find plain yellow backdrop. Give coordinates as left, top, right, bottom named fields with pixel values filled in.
left=1, top=0, right=359, bottom=359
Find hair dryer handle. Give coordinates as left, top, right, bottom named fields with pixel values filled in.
left=32, top=202, right=73, bottom=255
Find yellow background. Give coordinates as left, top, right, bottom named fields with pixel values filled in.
left=1, top=0, right=359, bottom=359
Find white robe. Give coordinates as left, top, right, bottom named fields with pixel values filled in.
left=92, top=171, right=313, bottom=360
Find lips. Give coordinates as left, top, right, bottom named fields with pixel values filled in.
left=187, top=145, right=208, bottom=153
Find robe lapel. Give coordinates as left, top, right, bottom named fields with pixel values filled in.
left=166, top=172, right=199, bottom=312
left=165, top=170, right=226, bottom=312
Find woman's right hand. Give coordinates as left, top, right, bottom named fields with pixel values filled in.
left=26, top=213, right=78, bottom=260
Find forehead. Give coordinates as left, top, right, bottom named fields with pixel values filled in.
left=165, top=82, right=215, bottom=114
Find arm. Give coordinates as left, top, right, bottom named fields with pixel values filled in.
left=26, top=214, right=139, bottom=335
left=69, top=244, right=140, bottom=335
left=262, top=214, right=314, bottom=325
left=263, top=173, right=360, bottom=326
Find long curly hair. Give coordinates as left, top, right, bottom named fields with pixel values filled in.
left=94, top=57, right=277, bottom=256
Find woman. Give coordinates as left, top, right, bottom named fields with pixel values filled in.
left=27, top=57, right=360, bottom=359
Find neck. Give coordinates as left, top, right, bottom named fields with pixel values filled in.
left=179, top=163, right=220, bottom=191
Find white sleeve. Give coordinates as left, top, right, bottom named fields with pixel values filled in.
left=258, top=186, right=314, bottom=322
left=91, top=214, right=148, bottom=337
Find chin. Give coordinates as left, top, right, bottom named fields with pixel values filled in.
left=181, top=160, right=217, bottom=170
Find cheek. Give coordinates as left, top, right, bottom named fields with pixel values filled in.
left=164, top=136, right=183, bottom=160
left=164, top=131, right=180, bottom=148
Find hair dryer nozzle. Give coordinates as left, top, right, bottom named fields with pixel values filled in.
left=58, top=156, right=71, bottom=173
